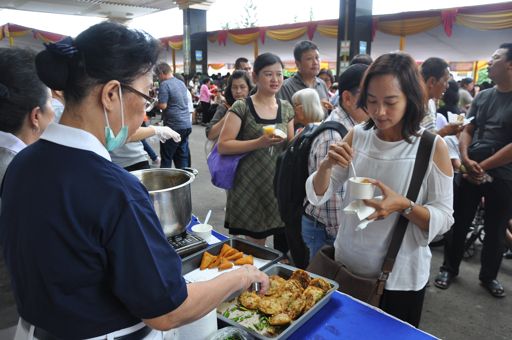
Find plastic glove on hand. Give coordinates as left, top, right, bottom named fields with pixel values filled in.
left=152, top=126, right=181, bottom=143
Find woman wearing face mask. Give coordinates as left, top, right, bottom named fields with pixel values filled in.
left=306, top=52, right=454, bottom=327
left=0, top=47, right=55, bottom=340
left=205, top=70, right=253, bottom=142
left=0, top=22, right=268, bottom=340
left=217, top=53, right=294, bottom=253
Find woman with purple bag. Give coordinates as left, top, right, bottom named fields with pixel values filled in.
left=218, top=53, right=294, bottom=254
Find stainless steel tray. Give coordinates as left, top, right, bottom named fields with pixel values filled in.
left=217, top=263, right=339, bottom=339
left=181, top=237, right=283, bottom=275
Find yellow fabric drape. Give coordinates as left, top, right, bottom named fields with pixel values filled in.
left=456, top=10, right=512, bottom=30
left=474, top=60, right=488, bottom=82
left=209, top=63, right=225, bottom=70
left=378, top=17, right=441, bottom=36
left=317, top=25, right=338, bottom=38
left=168, top=41, right=183, bottom=50
left=266, top=27, right=307, bottom=41
left=228, top=31, right=260, bottom=45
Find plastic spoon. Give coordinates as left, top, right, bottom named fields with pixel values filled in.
left=350, top=161, right=357, bottom=178
left=203, top=209, right=212, bottom=225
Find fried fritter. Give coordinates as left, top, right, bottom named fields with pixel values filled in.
left=269, top=313, right=291, bottom=326
left=309, top=277, right=331, bottom=292
left=303, top=286, right=325, bottom=312
left=239, top=291, right=261, bottom=310
left=284, top=279, right=304, bottom=295
left=290, top=269, right=311, bottom=289
left=258, top=296, right=285, bottom=315
left=266, top=275, right=287, bottom=296
left=286, top=296, right=306, bottom=320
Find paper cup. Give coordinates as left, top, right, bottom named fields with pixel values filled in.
left=348, top=177, right=375, bottom=199
left=191, top=223, right=213, bottom=240
left=262, top=125, right=275, bottom=136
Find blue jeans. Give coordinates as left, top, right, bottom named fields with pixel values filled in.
left=160, top=128, right=191, bottom=169
left=301, top=214, right=336, bottom=261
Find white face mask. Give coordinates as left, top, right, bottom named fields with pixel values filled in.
left=103, top=86, right=128, bottom=151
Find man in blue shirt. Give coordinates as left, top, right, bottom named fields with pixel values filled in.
left=155, top=63, right=192, bottom=168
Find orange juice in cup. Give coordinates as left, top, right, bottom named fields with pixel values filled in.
left=262, top=125, right=275, bottom=136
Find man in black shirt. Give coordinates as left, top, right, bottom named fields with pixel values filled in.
left=435, top=43, right=512, bottom=298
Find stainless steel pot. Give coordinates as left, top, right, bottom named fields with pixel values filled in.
left=131, top=168, right=195, bottom=236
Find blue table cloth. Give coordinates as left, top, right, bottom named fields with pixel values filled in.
left=187, top=216, right=437, bottom=340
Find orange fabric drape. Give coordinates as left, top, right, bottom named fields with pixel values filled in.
left=377, top=16, right=441, bottom=36
left=208, top=63, right=225, bottom=70
left=228, top=31, right=260, bottom=45
left=266, top=27, right=307, bottom=41
left=317, top=24, right=338, bottom=38
left=456, top=10, right=512, bottom=30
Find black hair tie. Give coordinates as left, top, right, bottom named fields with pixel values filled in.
left=44, top=36, right=78, bottom=58
left=0, top=82, right=9, bottom=99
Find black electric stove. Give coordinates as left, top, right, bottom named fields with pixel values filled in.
left=167, top=231, right=208, bottom=258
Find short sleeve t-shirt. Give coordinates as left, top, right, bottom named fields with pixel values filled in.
left=158, top=77, right=192, bottom=130
left=467, top=87, right=512, bottom=180
left=0, top=139, right=187, bottom=338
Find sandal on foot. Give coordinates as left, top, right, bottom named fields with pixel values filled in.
left=434, top=271, right=454, bottom=289
left=481, top=279, right=506, bottom=298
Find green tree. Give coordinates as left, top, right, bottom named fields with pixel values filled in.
left=240, top=0, right=258, bottom=28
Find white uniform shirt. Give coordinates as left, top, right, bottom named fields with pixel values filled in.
left=306, top=125, right=454, bottom=291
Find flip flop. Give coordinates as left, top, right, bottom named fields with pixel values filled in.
left=434, top=270, right=454, bottom=290
left=481, top=279, right=506, bottom=298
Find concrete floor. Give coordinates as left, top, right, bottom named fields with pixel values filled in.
left=184, top=125, right=511, bottom=340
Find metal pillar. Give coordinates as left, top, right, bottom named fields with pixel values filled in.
left=336, top=0, right=373, bottom=76
left=183, top=8, right=208, bottom=77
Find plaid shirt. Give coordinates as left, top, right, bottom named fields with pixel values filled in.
left=304, top=106, right=356, bottom=237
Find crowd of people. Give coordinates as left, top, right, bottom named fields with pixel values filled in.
left=0, top=18, right=510, bottom=339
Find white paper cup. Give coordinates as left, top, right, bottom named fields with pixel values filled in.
left=348, top=177, right=376, bottom=199
left=191, top=223, right=213, bottom=240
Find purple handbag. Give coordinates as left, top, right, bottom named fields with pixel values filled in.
left=207, top=144, right=247, bottom=190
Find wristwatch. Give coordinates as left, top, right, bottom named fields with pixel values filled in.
left=403, top=199, right=416, bottom=215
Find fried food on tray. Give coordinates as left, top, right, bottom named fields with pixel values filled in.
left=286, top=296, right=306, bottom=320
left=219, top=243, right=235, bottom=257
left=309, top=277, right=331, bottom=292
left=266, top=275, right=287, bottom=296
left=303, top=286, right=325, bottom=312
left=226, top=251, right=244, bottom=261
left=218, top=258, right=234, bottom=271
left=200, top=251, right=216, bottom=270
left=269, top=313, right=291, bottom=326
left=290, top=269, right=311, bottom=289
left=258, top=296, right=285, bottom=315
left=224, top=248, right=238, bottom=258
left=207, top=255, right=222, bottom=269
left=234, top=255, right=253, bottom=266
left=239, top=291, right=261, bottom=310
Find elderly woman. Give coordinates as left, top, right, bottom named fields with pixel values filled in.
left=0, top=47, right=55, bottom=340
left=0, top=22, right=267, bottom=340
left=306, top=52, right=454, bottom=327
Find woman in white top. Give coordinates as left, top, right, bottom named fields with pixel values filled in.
left=306, top=52, right=454, bottom=327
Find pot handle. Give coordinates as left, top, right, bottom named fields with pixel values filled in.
left=182, top=167, right=199, bottom=176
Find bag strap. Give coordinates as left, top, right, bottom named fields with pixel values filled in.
left=377, top=130, right=436, bottom=290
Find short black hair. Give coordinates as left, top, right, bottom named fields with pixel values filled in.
left=224, top=70, right=253, bottom=105
left=350, top=54, right=373, bottom=66
left=338, top=63, right=368, bottom=95
left=442, top=80, right=460, bottom=107
left=234, top=57, right=249, bottom=69
left=420, top=57, right=449, bottom=82
left=460, top=77, right=473, bottom=86
left=499, top=43, right=512, bottom=61
left=155, top=62, right=172, bottom=76
left=318, top=69, right=334, bottom=84
left=293, top=40, right=318, bottom=62
left=253, top=52, right=283, bottom=75
left=0, top=48, right=50, bottom=134
left=359, top=52, right=426, bottom=143
left=35, top=21, right=160, bottom=105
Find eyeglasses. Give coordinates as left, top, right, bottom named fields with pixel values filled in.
left=121, top=84, right=157, bottom=112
